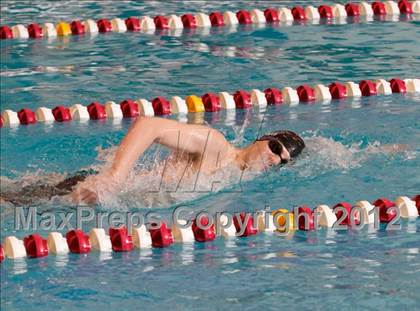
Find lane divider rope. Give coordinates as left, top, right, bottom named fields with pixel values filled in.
left=1, top=195, right=419, bottom=261
left=1, top=77, right=419, bottom=128
left=1, top=1, right=419, bottom=40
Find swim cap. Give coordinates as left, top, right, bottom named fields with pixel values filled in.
left=257, top=130, right=305, bottom=158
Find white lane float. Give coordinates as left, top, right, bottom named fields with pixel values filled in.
left=384, top=1, right=400, bottom=15
left=168, top=15, right=183, bottom=29
left=256, top=211, right=277, bottom=232
left=250, top=89, right=267, bottom=107
left=282, top=87, right=299, bottom=105
left=344, top=81, right=362, bottom=97
left=83, top=19, right=99, bottom=34
left=135, top=99, right=155, bottom=116
left=3, top=236, right=26, bottom=259
left=132, top=225, right=152, bottom=248
left=35, top=107, right=55, bottom=122
left=355, top=200, right=376, bottom=224
left=139, top=16, right=155, bottom=31
left=170, top=96, right=188, bottom=114
left=196, top=13, right=211, bottom=27
left=2, top=110, right=20, bottom=126
left=359, top=2, right=374, bottom=16
left=172, top=220, right=195, bottom=243
left=218, top=214, right=237, bottom=237
left=412, top=1, right=420, bottom=14
left=105, top=101, right=123, bottom=119
left=42, top=23, right=57, bottom=37
left=111, top=18, right=127, bottom=32
left=70, top=104, right=90, bottom=120
left=223, top=11, right=238, bottom=25
left=250, top=9, right=266, bottom=23
left=404, top=78, right=420, bottom=93
left=332, top=4, right=348, bottom=18
left=376, top=79, right=393, bottom=95
left=89, top=228, right=113, bottom=251
left=395, top=196, right=418, bottom=218
left=315, top=205, right=337, bottom=228
left=47, top=232, right=69, bottom=254
left=218, top=92, right=236, bottom=109
left=278, top=8, right=294, bottom=22
left=305, top=6, right=320, bottom=20
left=11, top=24, right=29, bottom=39
left=314, top=84, right=332, bottom=101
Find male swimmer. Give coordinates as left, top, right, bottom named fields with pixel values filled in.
left=0, top=116, right=305, bottom=206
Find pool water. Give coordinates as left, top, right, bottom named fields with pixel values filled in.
left=1, top=1, right=420, bottom=310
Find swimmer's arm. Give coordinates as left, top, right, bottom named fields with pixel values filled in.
left=108, top=116, right=229, bottom=180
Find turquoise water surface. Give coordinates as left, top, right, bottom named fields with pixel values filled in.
left=1, top=1, right=420, bottom=310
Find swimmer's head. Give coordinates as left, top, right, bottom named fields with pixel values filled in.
left=241, top=130, right=305, bottom=169
left=257, top=130, right=305, bottom=160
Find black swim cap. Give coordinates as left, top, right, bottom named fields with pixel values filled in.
left=257, top=130, right=305, bottom=158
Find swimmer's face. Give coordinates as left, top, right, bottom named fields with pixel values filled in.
left=248, top=140, right=291, bottom=169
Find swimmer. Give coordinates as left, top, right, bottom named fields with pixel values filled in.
left=69, top=116, right=305, bottom=204
left=1, top=117, right=304, bottom=206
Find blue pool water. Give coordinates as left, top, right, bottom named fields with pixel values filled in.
left=1, top=1, right=420, bottom=310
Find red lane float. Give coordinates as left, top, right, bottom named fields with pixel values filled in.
left=292, top=6, right=307, bottom=20
left=264, top=8, right=280, bottom=22
left=233, top=90, right=252, bottom=109
left=334, top=202, right=360, bottom=226
left=0, top=245, right=4, bottom=262
left=201, top=93, right=221, bottom=112
left=181, top=14, right=197, bottom=28
left=71, top=21, right=85, bottom=35
left=209, top=12, right=224, bottom=26
left=1, top=25, right=13, bottom=39
left=233, top=212, right=258, bottom=237
left=298, top=206, right=315, bottom=231
left=97, top=19, right=112, bottom=32
left=398, top=0, right=413, bottom=14
left=318, top=5, right=333, bottom=18
left=297, top=85, right=315, bottom=102
left=120, top=99, right=139, bottom=117
left=87, top=102, right=107, bottom=119
left=372, top=2, right=387, bottom=15
left=149, top=222, right=174, bottom=248
left=236, top=10, right=252, bottom=24
left=192, top=216, right=216, bottom=242
left=23, top=234, right=48, bottom=258
left=109, top=227, right=134, bottom=252
left=52, top=106, right=72, bottom=122
left=359, top=80, right=377, bottom=96
left=373, top=198, right=397, bottom=223
left=125, top=17, right=141, bottom=31
left=414, top=195, right=420, bottom=214
left=389, top=78, right=406, bottom=93
left=27, top=23, right=43, bottom=38
left=66, top=229, right=91, bottom=253
left=264, top=88, right=283, bottom=105
left=329, top=82, right=347, bottom=99
left=154, top=16, right=169, bottom=29
left=152, top=97, right=171, bottom=115
left=17, top=108, right=37, bottom=125
left=345, top=3, right=361, bottom=16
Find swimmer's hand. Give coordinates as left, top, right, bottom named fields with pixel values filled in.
left=71, top=185, right=99, bottom=205
left=71, top=171, right=121, bottom=205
